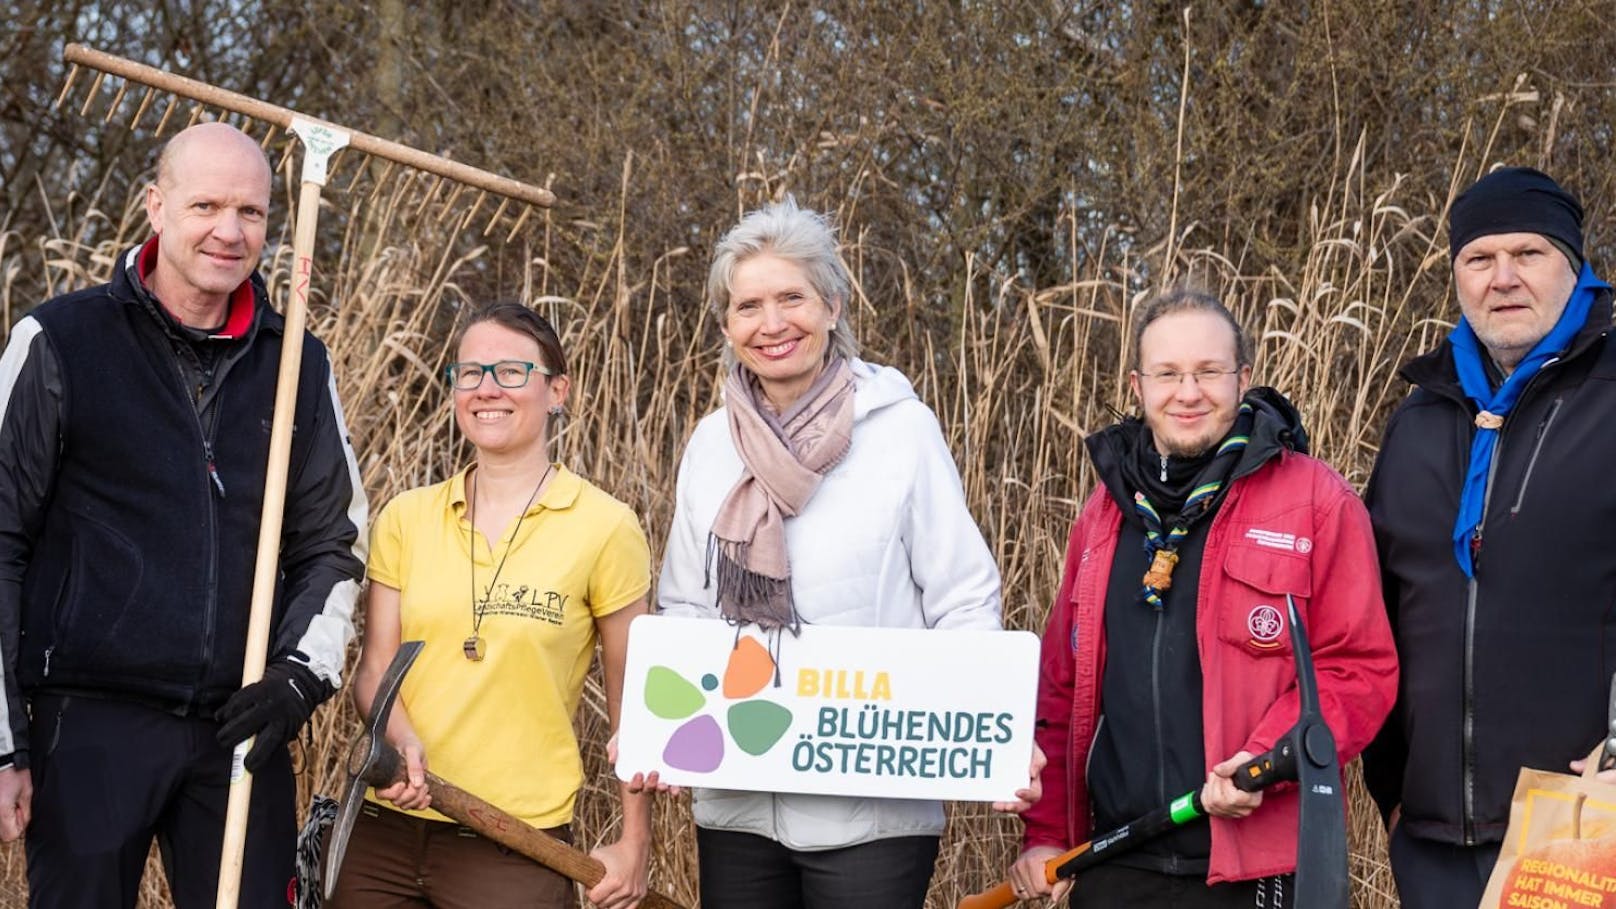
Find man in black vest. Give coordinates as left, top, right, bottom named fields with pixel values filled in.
left=1364, top=167, right=1616, bottom=908
left=0, top=122, right=367, bottom=907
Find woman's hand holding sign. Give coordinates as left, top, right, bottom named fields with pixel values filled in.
left=993, top=743, right=1046, bottom=814
left=611, top=733, right=682, bottom=797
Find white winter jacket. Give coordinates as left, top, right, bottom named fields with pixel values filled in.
left=658, top=358, right=1002, bottom=850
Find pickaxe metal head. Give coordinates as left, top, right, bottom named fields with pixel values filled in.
left=324, top=639, right=423, bottom=900
left=1235, top=596, right=1349, bottom=908
left=1281, top=594, right=1349, bottom=909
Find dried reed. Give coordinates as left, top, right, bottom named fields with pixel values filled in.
left=0, top=145, right=1445, bottom=909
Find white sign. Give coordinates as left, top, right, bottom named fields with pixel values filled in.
left=615, top=615, right=1040, bottom=802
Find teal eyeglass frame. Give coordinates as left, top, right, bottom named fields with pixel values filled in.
left=444, top=360, right=553, bottom=390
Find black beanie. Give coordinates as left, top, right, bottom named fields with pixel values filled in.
left=1448, top=167, right=1584, bottom=270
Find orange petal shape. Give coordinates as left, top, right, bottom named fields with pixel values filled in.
left=723, top=635, right=775, bottom=698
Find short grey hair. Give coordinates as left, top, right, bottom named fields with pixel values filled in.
left=706, top=198, right=860, bottom=363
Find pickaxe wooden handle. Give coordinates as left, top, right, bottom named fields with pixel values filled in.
left=400, top=768, right=685, bottom=909
left=325, top=641, right=688, bottom=909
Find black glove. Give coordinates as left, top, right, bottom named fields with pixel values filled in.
left=215, top=660, right=331, bottom=774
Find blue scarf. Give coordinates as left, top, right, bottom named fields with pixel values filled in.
left=1450, top=262, right=1610, bottom=577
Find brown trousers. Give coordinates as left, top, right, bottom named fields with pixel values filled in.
left=327, top=802, right=574, bottom=909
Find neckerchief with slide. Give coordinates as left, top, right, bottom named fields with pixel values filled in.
left=1449, top=261, right=1610, bottom=578
left=1134, top=402, right=1254, bottom=609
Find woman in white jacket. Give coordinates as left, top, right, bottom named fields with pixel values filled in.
left=656, top=199, right=1026, bottom=908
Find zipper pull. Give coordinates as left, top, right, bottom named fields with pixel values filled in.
left=42, top=646, right=52, bottom=678
left=204, top=442, right=227, bottom=498
left=1470, top=527, right=1483, bottom=568
left=1159, top=454, right=1169, bottom=482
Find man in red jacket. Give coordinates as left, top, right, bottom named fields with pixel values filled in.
left=1007, top=289, right=1397, bottom=907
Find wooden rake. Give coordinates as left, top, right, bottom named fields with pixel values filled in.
left=54, top=44, right=555, bottom=908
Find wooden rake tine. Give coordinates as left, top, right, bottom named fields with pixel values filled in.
left=57, top=43, right=554, bottom=909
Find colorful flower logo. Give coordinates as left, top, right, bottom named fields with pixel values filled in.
left=644, top=635, right=794, bottom=772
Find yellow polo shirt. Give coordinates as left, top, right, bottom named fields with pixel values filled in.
left=365, top=464, right=650, bottom=828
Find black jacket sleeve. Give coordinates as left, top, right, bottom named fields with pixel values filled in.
left=270, top=342, right=367, bottom=698
left=0, top=318, right=65, bottom=769
left=1360, top=411, right=1408, bottom=827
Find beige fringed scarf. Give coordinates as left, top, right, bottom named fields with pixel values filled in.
left=706, top=358, right=856, bottom=632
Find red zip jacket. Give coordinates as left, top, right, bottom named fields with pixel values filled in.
left=1021, top=449, right=1397, bottom=883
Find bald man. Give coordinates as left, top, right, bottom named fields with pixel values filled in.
left=0, top=122, right=367, bottom=907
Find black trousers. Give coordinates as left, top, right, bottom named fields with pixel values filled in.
left=25, top=693, right=296, bottom=909
left=696, top=827, right=939, bottom=909
left=1068, top=864, right=1294, bottom=908
left=1387, top=824, right=1502, bottom=909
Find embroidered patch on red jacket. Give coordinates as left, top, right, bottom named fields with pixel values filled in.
left=1244, top=527, right=1313, bottom=553
left=1247, top=604, right=1285, bottom=649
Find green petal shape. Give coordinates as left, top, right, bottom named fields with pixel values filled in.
left=645, top=665, right=705, bottom=719
left=727, top=700, right=793, bottom=756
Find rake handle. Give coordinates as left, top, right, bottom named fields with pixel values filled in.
left=62, top=43, right=554, bottom=208
left=214, top=174, right=327, bottom=909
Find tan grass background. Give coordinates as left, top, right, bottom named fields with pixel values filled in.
left=0, top=137, right=1449, bottom=907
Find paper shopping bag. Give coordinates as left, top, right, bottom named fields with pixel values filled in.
left=1480, top=746, right=1616, bottom=909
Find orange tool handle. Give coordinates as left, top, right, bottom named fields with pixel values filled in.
left=957, top=880, right=1018, bottom=909
left=957, top=843, right=1086, bottom=909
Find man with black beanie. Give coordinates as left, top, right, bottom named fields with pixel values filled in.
left=1363, top=166, right=1616, bottom=908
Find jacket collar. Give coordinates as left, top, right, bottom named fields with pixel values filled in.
left=114, top=238, right=274, bottom=341
left=450, top=463, right=583, bottom=520
left=1086, top=386, right=1309, bottom=518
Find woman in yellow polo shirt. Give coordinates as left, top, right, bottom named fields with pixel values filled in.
left=333, top=303, right=653, bottom=909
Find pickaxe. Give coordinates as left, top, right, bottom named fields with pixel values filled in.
left=962, top=594, right=1349, bottom=908
left=324, top=641, right=688, bottom=909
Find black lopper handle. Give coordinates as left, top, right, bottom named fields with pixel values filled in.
left=1232, top=740, right=1298, bottom=793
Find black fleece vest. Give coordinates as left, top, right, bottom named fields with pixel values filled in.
left=17, top=277, right=326, bottom=713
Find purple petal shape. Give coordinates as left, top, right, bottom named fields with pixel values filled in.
left=662, top=714, right=724, bottom=773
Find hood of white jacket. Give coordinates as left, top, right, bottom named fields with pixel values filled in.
left=848, top=358, right=917, bottom=422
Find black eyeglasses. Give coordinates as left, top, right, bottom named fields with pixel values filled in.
left=445, top=360, right=553, bottom=390
left=1138, top=367, right=1242, bottom=388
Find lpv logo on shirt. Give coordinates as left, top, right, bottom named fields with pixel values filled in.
left=644, top=636, right=793, bottom=772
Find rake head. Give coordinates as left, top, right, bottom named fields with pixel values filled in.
left=53, top=43, right=552, bottom=243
